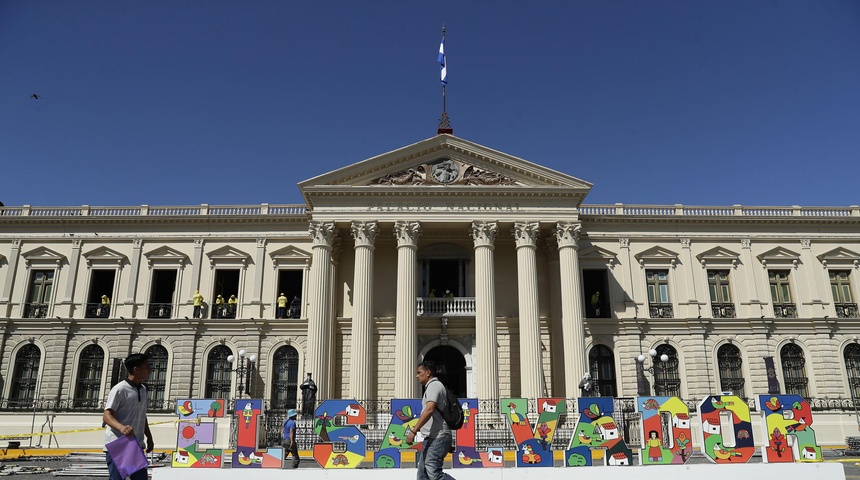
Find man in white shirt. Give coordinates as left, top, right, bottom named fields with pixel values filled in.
left=103, top=353, right=154, bottom=480
left=405, top=361, right=456, bottom=480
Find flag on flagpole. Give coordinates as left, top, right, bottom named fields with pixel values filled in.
left=438, top=37, right=447, bottom=85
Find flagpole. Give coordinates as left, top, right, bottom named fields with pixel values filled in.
left=438, top=23, right=453, bottom=135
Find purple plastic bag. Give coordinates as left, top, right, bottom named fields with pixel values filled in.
left=106, top=435, right=148, bottom=479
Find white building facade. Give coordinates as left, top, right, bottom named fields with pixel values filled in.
left=1, top=134, right=859, bottom=448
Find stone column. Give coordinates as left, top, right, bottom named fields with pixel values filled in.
left=1, top=240, right=21, bottom=304
left=350, top=221, right=378, bottom=399
left=189, top=238, right=204, bottom=298
left=514, top=222, right=543, bottom=398
left=545, top=236, right=564, bottom=395
left=556, top=222, right=587, bottom=397
left=307, top=221, right=337, bottom=399
left=251, top=238, right=266, bottom=304
left=62, top=240, right=83, bottom=316
left=471, top=221, right=499, bottom=400
left=394, top=221, right=421, bottom=398
left=125, top=239, right=143, bottom=306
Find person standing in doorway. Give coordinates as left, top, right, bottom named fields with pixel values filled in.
left=405, top=361, right=455, bottom=480
left=282, top=409, right=300, bottom=468
left=103, top=353, right=154, bottom=480
left=192, top=290, right=204, bottom=318
left=277, top=293, right=288, bottom=319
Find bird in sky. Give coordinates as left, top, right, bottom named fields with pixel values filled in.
left=30, top=94, right=41, bottom=99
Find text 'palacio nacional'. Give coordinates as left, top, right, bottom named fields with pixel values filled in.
left=2, top=133, right=860, bottom=447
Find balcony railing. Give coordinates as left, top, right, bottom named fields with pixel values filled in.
left=24, top=303, right=48, bottom=318
left=773, top=303, right=798, bottom=318
left=416, top=297, right=476, bottom=316
left=148, top=303, right=173, bottom=319
left=84, top=303, right=110, bottom=318
left=212, top=305, right=237, bottom=319
left=836, top=303, right=860, bottom=318
left=648, top=303, right=673, bottom=318
left=711, top=303, right=736, bottom=318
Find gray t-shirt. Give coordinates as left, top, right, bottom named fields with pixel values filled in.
left=104, top=380, right=148, bottom=449
left=420, top=377, right=451, bottom=437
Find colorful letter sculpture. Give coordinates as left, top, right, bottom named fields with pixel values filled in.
left=756, top=394, right=822, bottom=462
left=312, top=399, right=367, bottom=468
left=636, top=396, right=693, bottom=465
left=374, top=399, right=423, bottom=468
left=697, top=395, right=756, bottom=463
left=172, top=399, right=225, bottom=468
left=232, top=399, right=283, bottom=468
left=454, top=398, right=504, bottom=468
left=500, top=398, right=563, bottom=467
left=565, top=397, right=633, bottom=466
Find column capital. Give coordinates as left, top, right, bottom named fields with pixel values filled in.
left=351, top=221, right=379, bottom=248
left=741, top=238, right=752, bottom=249
left=513, top=222, right=540, bottom=249
left=471, top=221, right=498, bottom=247
left=394, top=220, right=422, bottom=247
left=309, top=221, right=337, bottom=247
left=619, top=238, right=630, bottom=249
left=800, top=239, right=812, bottom=249
left=555, top=222, right=581, bottom=249
left=680, top=238, right=691, bottom=249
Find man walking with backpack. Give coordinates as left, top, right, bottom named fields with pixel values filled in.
left=405, top=361, right=457, bottom=480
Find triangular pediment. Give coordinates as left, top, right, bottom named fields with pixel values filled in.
left=817, top=247, right=860, bottom=265
left=696, top=246, right=740, bottom=265
left=269, top=245, right=311, bottom=267
left=83, top=246, right=128, bottom=266
left=298, top=134, right=592, bottom=207
left=757, top=246, right=800, bottom=263
left=22, top=246, right=66, bottom=265
left=579, top=245, right=618, bottom=261
left=206, top=246, right=251, bottom=266
left=144, top=246, right=189, bottom=266
left=634, top=246, right=679, bottom=263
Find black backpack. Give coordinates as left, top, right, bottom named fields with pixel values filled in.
left=440, top=386, right=464, bottom=430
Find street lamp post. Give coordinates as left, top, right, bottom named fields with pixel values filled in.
left=227, top=349, right=257, bottom=399
left=636, top=349, right=669, bottom=395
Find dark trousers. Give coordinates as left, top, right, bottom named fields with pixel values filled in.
left=282, top=439, right=299, bottom=468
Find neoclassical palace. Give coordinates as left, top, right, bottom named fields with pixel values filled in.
left=1, top=133, right=860, bottom=447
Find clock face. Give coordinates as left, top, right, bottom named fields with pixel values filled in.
left=431, top=159, right=459, bottom=184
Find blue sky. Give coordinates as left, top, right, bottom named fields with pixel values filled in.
left=2, top=1, right=859, bottom=208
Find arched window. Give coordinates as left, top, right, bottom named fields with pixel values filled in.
left=74, top=344, right=105, bottom=410
left=845, top=344, right=860, bottom=400
left=588, top=345, right=617, bottom=397
left=145, top=345, right=169, bottom=410
left=270, top=346, right=300, bottom=411
left=654, top=345, right=681, bottom=397
left=10, top=344, right=41, bottom=407
left=717, top=344, right=745, bottom=396
left=780, top=343, right=809, bottom=397
left=205, top=345, right=233, bottom=399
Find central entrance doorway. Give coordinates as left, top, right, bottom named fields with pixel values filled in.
left=423, top=345, right=467, bottom=397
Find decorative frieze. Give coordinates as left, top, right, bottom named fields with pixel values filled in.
left=374, top=158, right=518, bottom=186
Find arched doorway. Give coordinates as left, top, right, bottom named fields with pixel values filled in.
left=423, top=345, right=467, bottom=397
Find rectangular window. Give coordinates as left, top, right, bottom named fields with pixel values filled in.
left=708, top=270, right=736, bottom=318
left=212, top=269, right=240, bottom=319
left=277, top=269, right=304, bottom=319
left=582, top=269, right=610, bottom=318
left=646, top=269, right=673, bottom=318
left=831, top=270, right=858, bottom=318
left=646, top=270, right=670, bottom=303
left=25, top=270, right=54, bottom=318
left=148, top=269, right=177, bottom=319
left=86, top=270, right=116, bottom=318
left=769, top=270, right=796, bottom=318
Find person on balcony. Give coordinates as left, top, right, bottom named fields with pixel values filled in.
left=289, top=295, right=301, bottom=318
left=443, top=290, right=454, bottom=298
left=591, top=291, right=601, bottom=317
left=214, top=295, right=224, bottom=318
left=277, top=293, right=288, bottom=319
left=192, top=290, right=204, bottom=319
left=228, top=295, right=238, bottom=317
left=428, top=289, right=437, bottom=298
left=99, top=295, right=110, bottom=318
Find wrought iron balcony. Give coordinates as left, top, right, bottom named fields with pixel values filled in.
left=211, top=305, right=237, bottom=319
left=24, top=303, right=48, bottom=318
left=773, top=303, right=798, bottom=318
left=836, top=303, right=859, bottom=319
left=416, top=297, right=476, bottom=316
left=648, top=303, right=673, bottom=318
left=148, top=303, right=172, bottom=319
left=711, top=303, right=736, bottom=318
left=84, top=303, right=110, bottom=318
